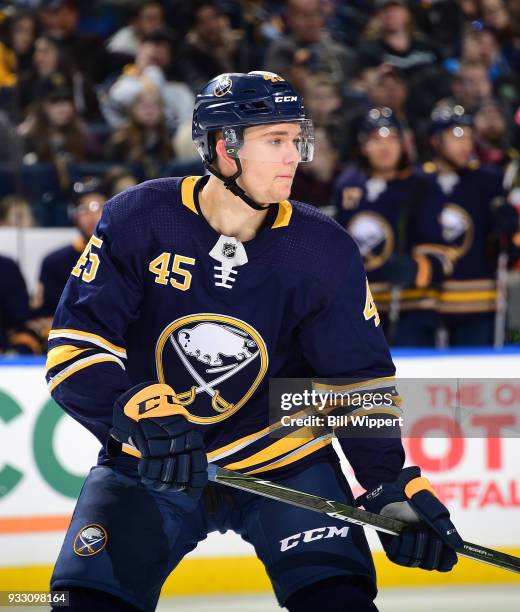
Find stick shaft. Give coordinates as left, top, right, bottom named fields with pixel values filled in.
left=208, top=465, right=520, bottom=574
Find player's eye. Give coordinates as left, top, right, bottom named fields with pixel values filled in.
left=269, top=138, right=282, bottom=145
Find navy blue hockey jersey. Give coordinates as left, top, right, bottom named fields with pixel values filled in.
left=423, top=162, right=505, bottom=313
left=45, top=176, right=404, bottom=489
left=0, top=255, right=39, bottom=354
left=35, top=240, right=85, bottom=318
left=333, top=167, right=454, bottom=312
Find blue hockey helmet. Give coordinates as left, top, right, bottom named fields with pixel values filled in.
left=192, top=71, right=314, bottom=164
left=358, top=107, right=402, bottom=143
left=429, top=102, right=473, bottom=136
left=192, top=71, right=314, bottom=210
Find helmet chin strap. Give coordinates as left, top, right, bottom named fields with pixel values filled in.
left=204, top=158, right=276, bottom=212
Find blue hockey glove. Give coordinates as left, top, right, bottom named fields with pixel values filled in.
left=357, top=466, right=463, bottom=571
left=109, top=382, right=208, bottom=497
left=380, top=254, right=418, bottom=288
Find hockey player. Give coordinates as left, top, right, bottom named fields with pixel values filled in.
left=333, top=107, right=454, bottom=346
left=33, top=176, right=107, bottom=320
left=0, top=255, right=40, bottom=354
left=426, top=102, right=519, bottom=345
left=46, top=72, right=462, bottom=612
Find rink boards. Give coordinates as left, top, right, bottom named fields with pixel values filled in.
left=0, top=350, right=519, bottom=594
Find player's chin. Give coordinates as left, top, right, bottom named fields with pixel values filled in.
left=271, top=178, right=294, bottom=200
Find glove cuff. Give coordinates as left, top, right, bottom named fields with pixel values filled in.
left=405, top=475, right=437, bottom=499
left=357, top=466, right=429, bottom=513
left=121, top=382, right=190, bottom=422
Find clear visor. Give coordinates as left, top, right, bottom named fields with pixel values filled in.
left=223, top=119, right=314, bottom=163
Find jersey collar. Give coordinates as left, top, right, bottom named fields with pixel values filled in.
left=180, top=175, right=293, bottom=230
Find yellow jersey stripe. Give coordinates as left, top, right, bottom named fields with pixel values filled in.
left=374, top=289, right=439, bottom=301
left=223, top=428, right=316, bottom=471
left=207, top=402, right=338, bottom=463
left=45, top=345, right=89, bottom=373
left=47, top=354, right=125, bottom=393
left=48, top=329, right=127, bottom=358
left=272, top=200, right=292, bottom=228
left=440, top=291, right=497, bottom=302
left=181, top=176, right=201, bottom=214
left=242, top=435, right=333, bottom=475
left=313, top=376, right=395, bottom=392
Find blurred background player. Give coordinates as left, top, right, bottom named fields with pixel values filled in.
left=426, top=101, right=519, bottom=345
left=0, top=254, right=41, bottom=355
left=32, top=176, right=106, bottom=329
left=333, top=107, right=454, bottom=346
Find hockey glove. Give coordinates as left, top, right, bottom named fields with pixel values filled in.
left=357, top=466, right=463, bottom=571
left=380, top=254, right=418, bottom=288
left=109, top=382, right=208, bottom=497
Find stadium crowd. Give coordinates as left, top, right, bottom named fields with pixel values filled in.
left=0, top=0, right=520, bottom=352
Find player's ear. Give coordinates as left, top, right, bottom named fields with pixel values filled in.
left=215, top=136, right=238, bottom=176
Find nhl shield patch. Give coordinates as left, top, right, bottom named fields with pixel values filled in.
left=73, top=524, right=108, bottom=557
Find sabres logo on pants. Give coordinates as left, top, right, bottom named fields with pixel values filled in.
left=73, top=524, right=108, bottom=556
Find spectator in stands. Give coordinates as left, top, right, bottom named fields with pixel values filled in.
left=37, top=0, right=126, bottom=84
left=17, top=31, right=103, bottom=121
left=0, top=11, right=39, bottom=88
left=18, top=77, right=98, bottom=164
left=452, top=59, right=493, bottom=111
left=103, top=30, right=194, bottom=130
left=107, top=0, right=167, bottom=59
left=177, top=0, right=246, bottom=93
left=0, top=195, right=35, bottom=228
left=0, top=255, right=41, bottom=354
left=0, top=110, right=19, bottom=162
left=355, top=0, right=451, bottom=118
left=103, top=166, right=139, bottom=198
left=411, top=0, right=465, bottom=59
left=263, top=0, right=354, bottom=93
left=109, top=87, right=174, bottom=178
left=290, top=126, right=342, bottom=211
left=474, top=97, right=517, bottom=167
left=299, top=71, right=355, bottom=162
left=17, top=34, right=64, bottom=114
left=8, top=11, right=38, bottom=75
left=33, top=176, right=106, bottom=322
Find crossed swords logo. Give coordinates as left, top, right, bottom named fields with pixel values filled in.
left=75, top=526, right=106, bottom=555
left=169, top=332, right=259, bottom=413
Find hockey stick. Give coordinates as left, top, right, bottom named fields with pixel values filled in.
left=208, top=464, right=520, bottom=574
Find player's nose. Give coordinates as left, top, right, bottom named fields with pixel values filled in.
left=282, top=142, right=300, bottom=164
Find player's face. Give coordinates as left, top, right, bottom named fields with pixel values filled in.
left=238, top=123, right=302, bottom=203
left=362, top=128, right=402, bottom=173
left=439, top=126, right=474, bottom=168
left=74, top=194, right=105, bottom=239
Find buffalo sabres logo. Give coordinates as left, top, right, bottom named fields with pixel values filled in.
left=214, top=75, right=232, bottom=97
left=347, top=212, right=394, bottom=271
left=73, top=524, right=107, bottom=557
left=439, top=203, right=473, bottom=257
left=155, top=314, right=268, bottom=424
